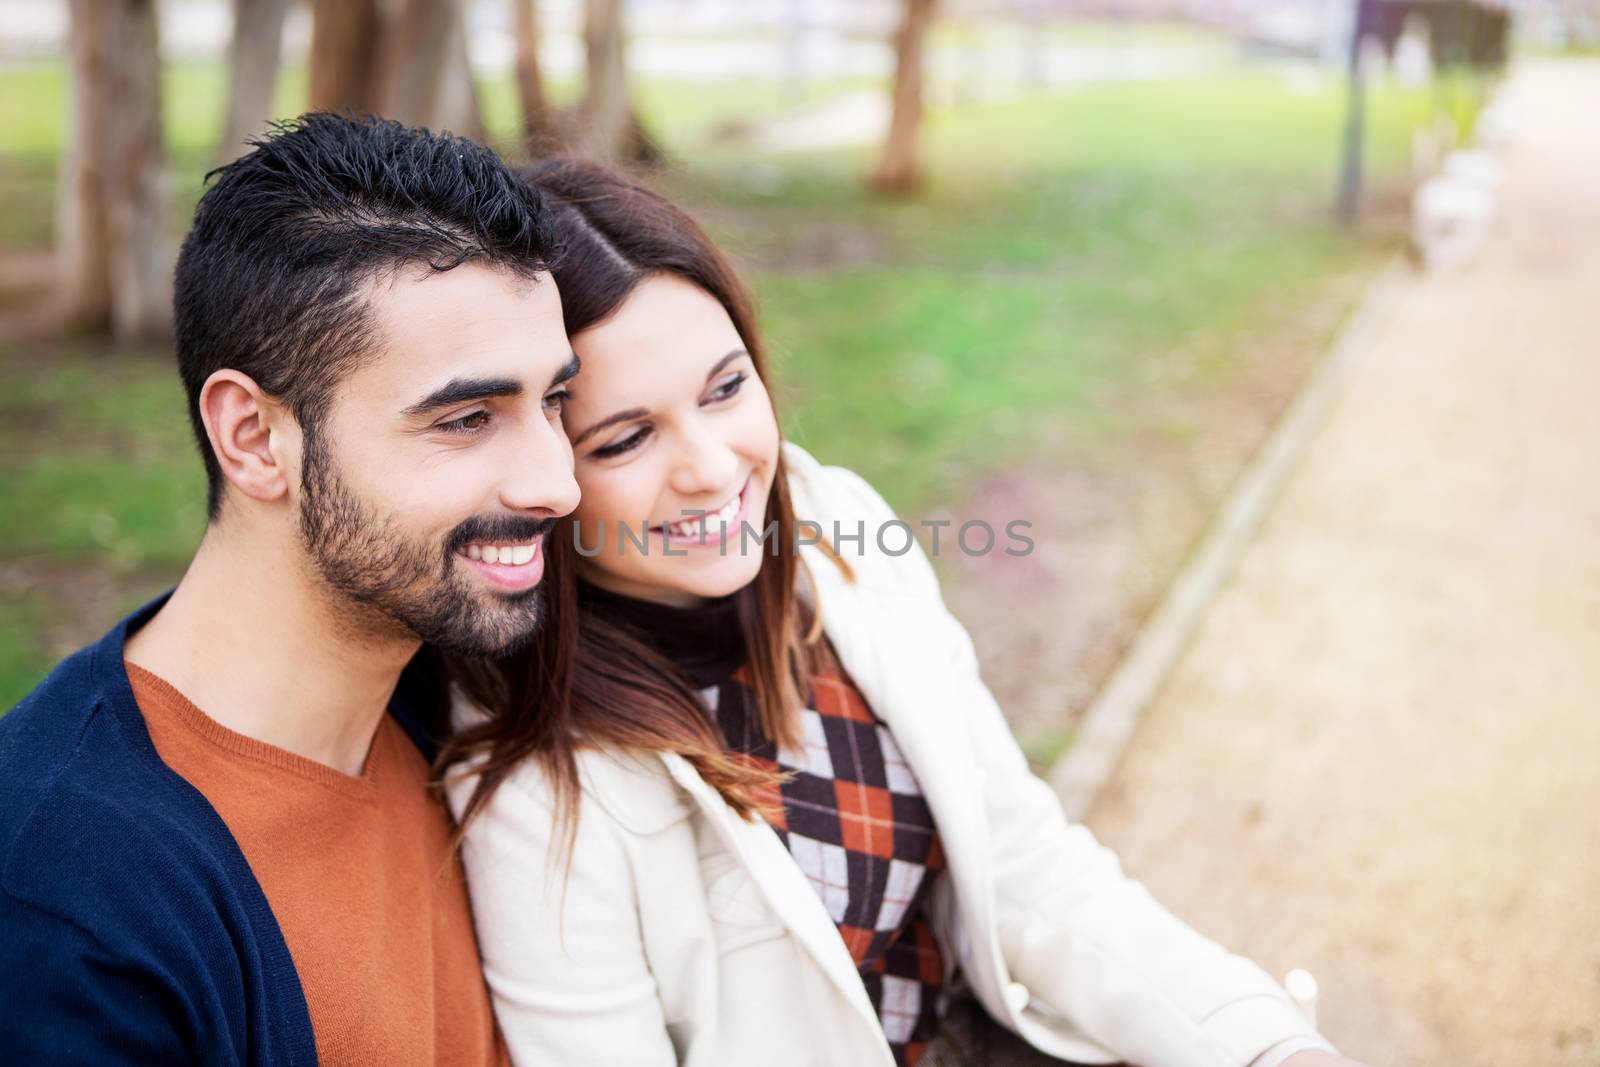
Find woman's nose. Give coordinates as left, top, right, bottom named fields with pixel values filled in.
left=668, top=421, right=739, bottom=499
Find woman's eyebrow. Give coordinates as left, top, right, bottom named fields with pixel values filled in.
left=571, top=350, right=751, bottom=448
left=571, top=406, right=649, bottom=449
left=705, top=349, right=750, bottom=381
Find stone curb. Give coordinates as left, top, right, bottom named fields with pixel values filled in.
left=1047, top=256, right=1413, bottom=823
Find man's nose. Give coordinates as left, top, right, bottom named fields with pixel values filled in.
left=499, top=414, right=580, bottom=518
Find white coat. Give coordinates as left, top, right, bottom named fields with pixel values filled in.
left=449, top=442, right=1331, bottom=1067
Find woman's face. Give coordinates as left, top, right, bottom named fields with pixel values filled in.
left=563, top=273, right=781, bottom=607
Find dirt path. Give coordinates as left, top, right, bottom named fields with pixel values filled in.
left=1082, top=60, right=1600, bottom=1064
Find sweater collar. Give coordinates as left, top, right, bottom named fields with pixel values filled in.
left=93, top=590, right=440, bottom=761
left=577, top=580, right=745, bottom=689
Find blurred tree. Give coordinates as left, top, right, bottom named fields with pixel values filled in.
left=434, top=13, right=490, bottom=142
left=512, top=0, right=554, bottom=153
left=376, top=0, right=455, bottom=121
left=873, top=0, right=937, bottom=194
left=310, top=0, right=484, bottom=140
left=216, top=0, right=290, bottom=164
left=373, top=0, right=486, bottom=140
left=1338, top=0, right=1377, bottom=224
left=59, top=0, right=170, bottom=342
left=309, top=0, right=380, bottom=114
left=579, top=0, right=660, bottom=164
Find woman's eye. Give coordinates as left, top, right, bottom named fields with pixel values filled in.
left=591, top=426, right=650, bottom=459
left=438, top=410, right=492, bottom=434
left=706, top=372, right=747, bottom=403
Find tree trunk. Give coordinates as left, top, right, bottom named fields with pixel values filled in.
left=872, top=0, right=937, bottom=195
left=309, top=0, right=380, bottom=114
left=436, top=9, right=489, bottom=143
left=513, top=0, right=554, bottom=154
left=216, top=0, right=290, bottom=164
left=374, top=0, right=473, bottom=133
left=59, top=0, right=171, bottom=342
left=579, top=0, right=658, bottom=164
left=57, top=0, right=109, bottom=331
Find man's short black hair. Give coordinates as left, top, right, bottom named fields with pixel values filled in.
left=174, top=112, right=559, bottom=518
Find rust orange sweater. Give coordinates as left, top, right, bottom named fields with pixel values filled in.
left=127, top=662, right=506, bottom=1067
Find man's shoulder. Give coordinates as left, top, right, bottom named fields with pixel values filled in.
left=0, top=643, right=254, bottom=959
left=1, top=775, right=194, bottom=944
left=1, top=640, right=102, bottom=771
left=0, top=742, right=235, bottom=950
left=0, top=716, right=310, bottom=1064
left=0, top=641, right=130, bottom=855
left=0, top=593, right=170, bottom=790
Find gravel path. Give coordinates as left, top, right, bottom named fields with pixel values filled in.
left=1082, top=60, right=1600, bottom=1065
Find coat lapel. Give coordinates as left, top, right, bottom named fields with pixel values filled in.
left=657, top=752, right=886, bottom=1040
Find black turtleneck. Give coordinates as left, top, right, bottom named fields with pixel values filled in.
left=576, top=580, right=745, bottom=689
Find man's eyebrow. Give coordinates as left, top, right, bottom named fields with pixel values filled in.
left=550, top=354, right=581, bottom=389
left=402, top=377, right=523, bottom=419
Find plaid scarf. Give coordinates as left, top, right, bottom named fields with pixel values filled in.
left=705, top=663, right=948, bottom=1067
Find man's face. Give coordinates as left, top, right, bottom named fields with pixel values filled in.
left=295, top=263, right=580, bottom=657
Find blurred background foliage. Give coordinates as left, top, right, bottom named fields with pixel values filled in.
left=0, top=0, right=1551, bottom=717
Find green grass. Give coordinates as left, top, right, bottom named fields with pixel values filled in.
left=0, top=347, right=206, bottom=703
left=1017, top=725, right=1078, bottom=773
left=0, top=348, right=204, bottom=568
left=0, top=591, right=51, bottom=701
left=0, top=44, right=1444, bottom=707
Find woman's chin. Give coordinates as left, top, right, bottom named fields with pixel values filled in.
left=675, top=553, right=764, bottom=601
left=583, top=550, right=764, bottom=606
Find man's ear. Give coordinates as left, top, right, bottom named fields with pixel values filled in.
left=198, top=370, right=300, bottom=506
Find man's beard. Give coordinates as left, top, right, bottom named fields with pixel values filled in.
left=297, top=437, right=553, bottom=658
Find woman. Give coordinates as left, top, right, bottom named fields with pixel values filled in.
left=443, top=159, right=1360, bottom=1067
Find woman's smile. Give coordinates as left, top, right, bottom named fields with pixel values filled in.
left=651, top=475, right=752, bottom=547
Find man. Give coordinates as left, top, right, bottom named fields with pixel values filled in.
left=0, top=114, right=578, bottom=1064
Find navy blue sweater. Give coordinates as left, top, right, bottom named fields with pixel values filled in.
left=0, top=595, right=444, bottom=1065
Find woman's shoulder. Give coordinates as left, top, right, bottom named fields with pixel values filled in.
left=447, top=690, right=694, bottom=837
left=575, top=747, right=695, bottom=835
left=781, top=441, right=940, bottom=597
left=781, top=441, right=898, bottom=527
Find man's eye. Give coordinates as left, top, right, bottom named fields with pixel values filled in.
left=543, top=388, right=569, bottom=415
left=438, top=410, right=492, bottom=434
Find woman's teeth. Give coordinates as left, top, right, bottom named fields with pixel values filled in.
left=663, top=492, right=740, bottom=538
left=463, top=543, right=537, bottom=565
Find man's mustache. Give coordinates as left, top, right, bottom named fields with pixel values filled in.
left=446, top=515, right=557, bottom=554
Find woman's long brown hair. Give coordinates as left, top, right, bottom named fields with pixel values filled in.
left=442, top=158, right=852, bottom=852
